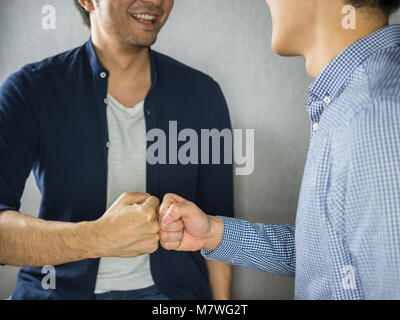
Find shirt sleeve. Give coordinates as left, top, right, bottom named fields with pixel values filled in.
left=342, top=98, right=400, bottom=299
left=0, top=66, right=39, bottom=213
left=202, top=216, right=296, bottom=276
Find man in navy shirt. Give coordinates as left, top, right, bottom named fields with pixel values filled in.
left=0, top=0, right=233, bottom=300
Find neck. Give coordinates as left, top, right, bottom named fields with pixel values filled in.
left=91, top=29, right=150, bottom=78
left=304, top=9, right=389, bottom=78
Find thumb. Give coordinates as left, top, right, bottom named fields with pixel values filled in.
left=142, top=196, right=160, bottom=209
left=159, top=193, right=187, bottom=217
left=140, top=196, right=160, bottom=220
left=120, top=192, right=150, bottom=205
left=161, top=202, right=192, bottom=224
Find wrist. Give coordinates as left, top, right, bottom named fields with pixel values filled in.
left=72, top=220, right=103, bottom=259
left=204, top=216, right=224, bottom=251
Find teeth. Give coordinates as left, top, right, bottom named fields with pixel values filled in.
left=133, top=13, right=156, bottom=20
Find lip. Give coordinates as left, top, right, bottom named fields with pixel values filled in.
left=130, top=12, right=161, bottom=31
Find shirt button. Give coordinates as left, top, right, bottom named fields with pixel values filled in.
left=323, top=96, right=331, bottom=104
left=100, top=72, right=107, bottom=79
left=313, top=123, right=319, bottom=131
left=104, top=98, right=108, bottom=105
left=106, top=141, right=110, bottom=148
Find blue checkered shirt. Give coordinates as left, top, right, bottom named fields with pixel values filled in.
left=202, top=25, right=400, bottom=299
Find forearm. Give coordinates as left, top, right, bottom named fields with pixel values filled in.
left=0, top=210, right=99, bottom=266
left=206, top=259, right=232, bottom=300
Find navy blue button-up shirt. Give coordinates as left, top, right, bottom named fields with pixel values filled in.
left=0, top=38, right=234, bottom=300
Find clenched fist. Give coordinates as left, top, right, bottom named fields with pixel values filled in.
left=159, top=193, right=224, bottom=252
left=91, top=192, right=160, bottom=258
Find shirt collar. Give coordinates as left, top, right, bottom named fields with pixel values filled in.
left=84, top=36, right=158, bottom=93
left=306, top=24, right=400, bottom=116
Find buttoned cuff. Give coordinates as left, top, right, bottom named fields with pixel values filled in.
left=201, top=216, right=245, bottom=264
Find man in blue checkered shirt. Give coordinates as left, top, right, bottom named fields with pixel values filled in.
left=158, top=0, right=400, bottom=299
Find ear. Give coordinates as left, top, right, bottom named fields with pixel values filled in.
left=76, top=0, right=96, bottom=13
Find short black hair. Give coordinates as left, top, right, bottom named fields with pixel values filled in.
left=345, top=0, right=400, bottom=14
left=74, top=0, right=91, bottom=27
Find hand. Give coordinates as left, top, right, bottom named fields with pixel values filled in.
left=159, top=193, right=224, bottom=251
left=91, top=192, right=160, bottom=258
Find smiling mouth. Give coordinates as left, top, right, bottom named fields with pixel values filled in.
left=131, top=13, right=158, bottom=27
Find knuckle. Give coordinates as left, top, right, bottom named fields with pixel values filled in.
left=142, top=206, right=155, bottom=219
left=160, top=241, right=168, bottom=249
left=143, top=210, right=152, bottom=221
left=160, top=231, right=167, bottom=241
left=163, top=193, right=173, bottom=201
left=160, top=222, right=168, bottom=231
left=149, top=195, right=160, bottom=206
left=122, top=192, right=133, bottom=198
left=171, top=221, right=183, bottom=231
left=149, top=210, right=158, bottom=221
left=165, top=242, right=176, bottom=251
left=152, top=222, right=161, bottom=234
left=169, top=203, right=178, bottom=214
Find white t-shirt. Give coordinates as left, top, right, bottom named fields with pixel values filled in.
left=94, top=94, right=154, bottom=294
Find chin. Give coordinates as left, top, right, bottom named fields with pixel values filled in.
left=271, top=39, right=288, bottom=56
left=129, top=34, right=158, bottom=48
left=270, top=36, right=300, bottom=57
left=271, top=30, right=287, bottom=56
